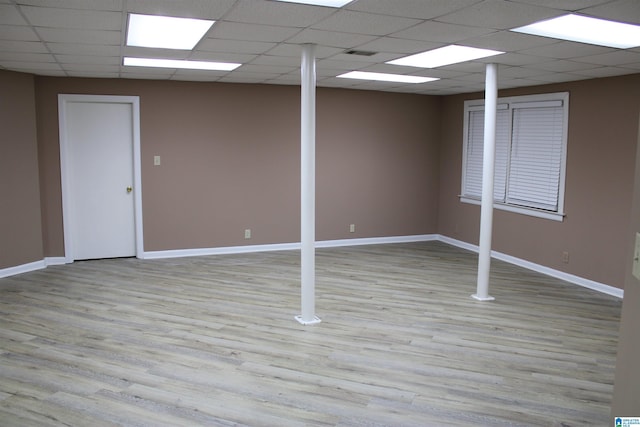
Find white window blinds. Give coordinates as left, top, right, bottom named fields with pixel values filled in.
left=463, top=108, right=510, bottom=201
left=461, top=93, right=568, bottom=219
left=507, top=103, right=564, bottom=210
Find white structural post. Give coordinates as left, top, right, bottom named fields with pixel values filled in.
left=296, top=44, right=321, bottom=325
left=473, top=63, right=498, bottom=302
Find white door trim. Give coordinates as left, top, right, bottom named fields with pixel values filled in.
left=58, top=94, right=144, bottom=263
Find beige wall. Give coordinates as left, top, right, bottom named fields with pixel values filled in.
left=437, top=74, right=640, bottom=289
left=611, top=111, right=640, bottom=415
left=33, top=77, right=441, bottom=255
left=0, top=70, right=43, bottom=269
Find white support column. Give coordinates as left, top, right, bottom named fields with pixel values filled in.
left=296, top=44, right=321, bottom=325
left=473, top=63, right=498, bottom=302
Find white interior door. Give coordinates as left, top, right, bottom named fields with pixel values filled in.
left=59, top=96, right=142, bottom=261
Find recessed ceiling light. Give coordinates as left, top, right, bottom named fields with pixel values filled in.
left=337, top=71, right=438, bottom=84
left=511, top=14, right=640, bottom=49
left=127, top=14, right=214, bottom=50
left=123, top=57, right=241, bottom=71
left=387, top=45, right=505, bottom=68
left=274, top=0, right=353, bottom=6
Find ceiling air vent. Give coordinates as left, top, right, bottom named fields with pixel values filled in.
left=344, top=49, right=377, bottom=56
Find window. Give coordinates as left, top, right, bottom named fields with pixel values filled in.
left=461, top=92, right=569, bottom=221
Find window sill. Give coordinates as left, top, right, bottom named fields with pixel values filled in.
left=460, top=196, right=565, bottom=222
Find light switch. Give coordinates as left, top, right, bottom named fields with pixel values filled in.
left=633, top=232, right=640, bottom=281
left=154, top=155, right=161, bottom=166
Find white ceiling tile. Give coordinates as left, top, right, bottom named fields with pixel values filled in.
left=189, top=51, right=257, bottom=64
left=169, top=71, right=221, bottom=82
left=327, top=51, right=399, bottom=64
left=198, top=39, right=277, bottom=55
left=0, top=40, right=48, bottom=53
left=62, top=63, right=120, bottom=72
left=120, top=71, right=175, bottom=79
left=0, top=60, right=62, bottom=70
left=0, top=25, right=39, bottom=41
left=218, top=75, right=269, bottom=83
left=571, top=66, right=639, bottom=78
left=0, top=52, right=55, bottom=62
left=17, top=0, right=124, bottom=11
left=126, top=0, right=236, bottom=20
left=223, top=0, right=335, bottom=27
left=437, top=61, right=488, bottom=73
left=509, top=0, right=612, bottom=12
left=529, top=72, right=585, bottom=83
left=209, top=22, right=300, bottom=43
left=48, top=43, right=120, bottom=55
left=0, top=0, right=637, bottom=93
left=0, top=5, right=28, bottom=25
left=499, top=66, right=546, bottom=78
left=465, top=30, right=557, bottom=52
left=316, top=57, right=372, bottom=71
left=576, top=50, right=640, bottom=66
left=312, top=10, right=421, bottom=36
left=55, top=54, right=120, bottom=65
left=36, top=28, right=121, bottom=45
left=492, top=52, right=549, bottom=66
left=235, top=63, right=296, bottom=74
left=171, top=69, right=227, bottom=78
left=529, top=59, right=599, bottom=72
left=436, top=0, right=562, bottom=30
left=345, top=0, right=481, bottom=19
left=123, top=46, right=190, bottom=59
left=223, top=70, right=280, bottom=79
left=391, top=21, right=494, bottom=44
left=20, top=6, right=122, bottom=30
left=354, top=37, right=440, bottom=55
left=66, top=71, right=120, bottom=77
left=519, top=41, right=615, bottom=60
left=266, top=43, right=342, bottom=58
left=581, top=0, right=640, bottom=25
left=248, top=55, right=302, bottom=67
left=284, top=28, right=377, bottom=49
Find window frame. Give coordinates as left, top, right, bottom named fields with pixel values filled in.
left=460, top=92, right=569, bottom=221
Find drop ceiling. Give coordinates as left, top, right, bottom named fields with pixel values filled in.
left=0, top=0, right=639, bottom=95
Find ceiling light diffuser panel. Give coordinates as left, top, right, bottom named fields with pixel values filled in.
left=337, top=71, right=438, bottom=84
left=512, top=14, right=640, bottom=49
left=127, top=14, right=215, bottom=50
left=387, top=45, right=505, bottom=68
left=124, top=57, right=241, bottom=71
left=275, top=0, right=353, bottom=7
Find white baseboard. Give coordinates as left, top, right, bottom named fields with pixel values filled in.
left=142, top=242, right=301, bottom=260
left=438, top=235, right=624, bottom=299
left=0, top=259, right=46, bottom=279
left=1, top=235, right=623, bottom=299
left=143, top=235, right=440, bottom=260
left=45, top=257, right=67, bottom=266
left=317, top=234, right=438, bottom=248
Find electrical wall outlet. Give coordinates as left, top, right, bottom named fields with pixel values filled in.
left=154, top=155, right=161, bottom=166
left=244, top=229, right=251, bottom=239
left=633, top=232, right=640, bottom=280
left=562, top=251, right=569, bottom=264
left=349, top=224, right=355, bottom=233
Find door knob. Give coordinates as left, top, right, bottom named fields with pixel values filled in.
left=126, top=186, right=133, bottom=194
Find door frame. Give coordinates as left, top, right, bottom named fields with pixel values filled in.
left=58, top=94, right=144, bottom=263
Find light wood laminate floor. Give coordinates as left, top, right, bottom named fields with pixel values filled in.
left=0, top=241, right=621, bottom=426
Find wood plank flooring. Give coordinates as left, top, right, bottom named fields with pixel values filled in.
left=0, top=241, right=621, bottom=426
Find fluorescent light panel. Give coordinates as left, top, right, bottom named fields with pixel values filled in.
left=511, top=14, right=640, bottom=49
left=275, top=0, right=353, bottom=7
left=127, top=14, right=214, bottom=50
left=124, top=57, right=241, bottom=71
left=337, top=71, right=438, bottom=84
left=387, top=45, right=504, bottom=68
